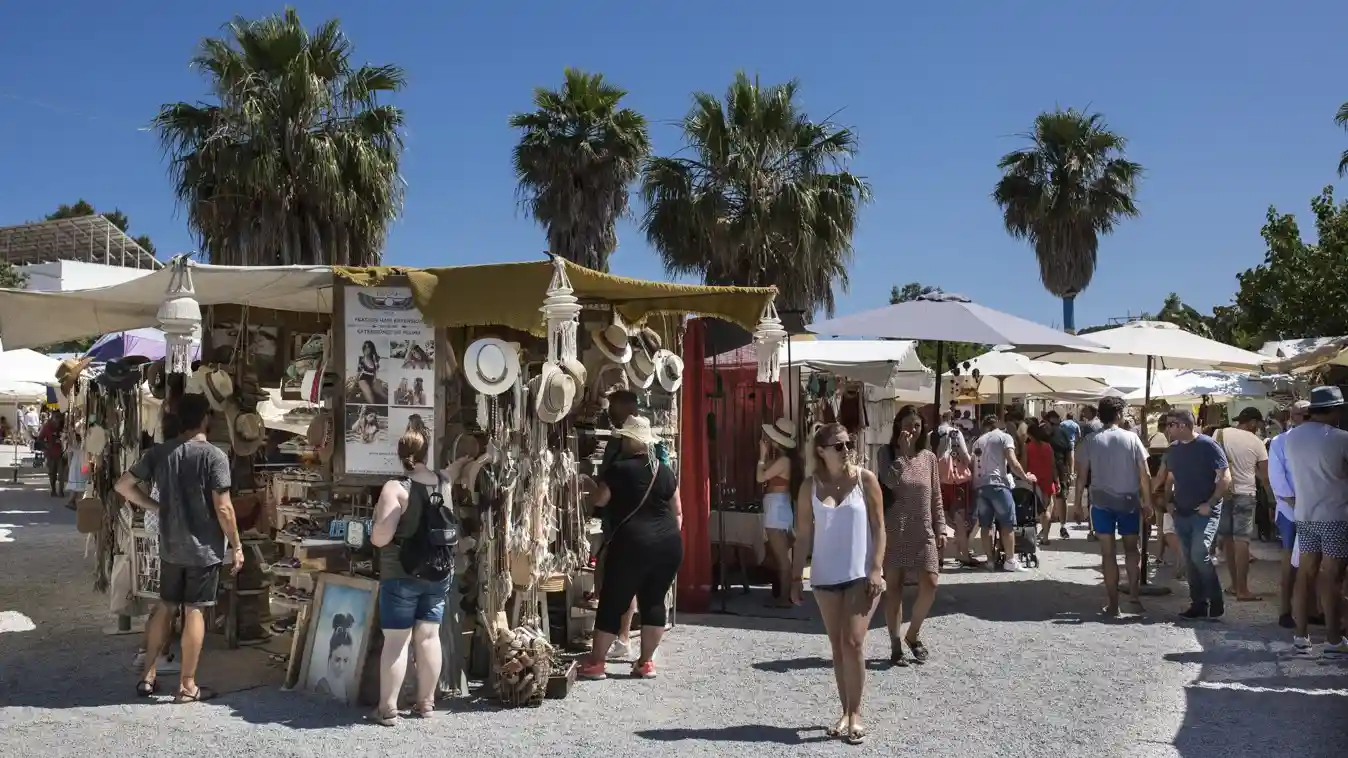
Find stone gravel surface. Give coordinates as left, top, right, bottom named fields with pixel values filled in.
left=1, top=478, right=1344, bottom=758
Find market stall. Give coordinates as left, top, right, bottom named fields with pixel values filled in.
left=0, top=256, right=776, bottom=708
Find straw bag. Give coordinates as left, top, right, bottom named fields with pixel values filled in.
left=75, top=487, right=102, bottom=535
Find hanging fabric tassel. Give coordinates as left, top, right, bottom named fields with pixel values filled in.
left=753, top=299, right=787, bottom=383
left=156, top=256, right=202, bottom=377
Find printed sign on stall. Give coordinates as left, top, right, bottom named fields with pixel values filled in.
left=342, top=286, right=435, bottom=475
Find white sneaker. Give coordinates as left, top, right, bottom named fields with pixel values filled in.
left=1002, top=558, right=1027, bottom=572
left=1292, top=636, right=1313, bottom=653
left=1321, top=639, right=1348, bottom=657
left=608, top=638, right=633, bottom=660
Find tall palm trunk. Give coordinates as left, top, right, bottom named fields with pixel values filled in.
left=1062, top=296, right=1076, bottom=333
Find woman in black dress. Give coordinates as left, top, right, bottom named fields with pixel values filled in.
left=578, top=416, right=683, bottom=681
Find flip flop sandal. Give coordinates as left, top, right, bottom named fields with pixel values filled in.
left=174, top=685, right=217, bottom=704
left=844, top=726, right=868, bottom=745
left=135, top=679, right=157, bottom=698
left=367, top=709, right=397, bottom=727
left=411, top=702, right=434, bottom=718
left=906, top=638, right=929, bottom=664
left=889, top=642, right=908, bottom=667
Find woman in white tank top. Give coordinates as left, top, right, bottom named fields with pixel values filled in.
left=789, top=423, right=886, bottom=745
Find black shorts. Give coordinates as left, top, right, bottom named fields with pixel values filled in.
left=160, top=562, right=221, bottom=607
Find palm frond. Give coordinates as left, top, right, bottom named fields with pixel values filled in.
left=640, top=72, right=868, bottom=317
left=992, top=107, right=1142, bottom=297
left=155, top=9, right=404, bottom=267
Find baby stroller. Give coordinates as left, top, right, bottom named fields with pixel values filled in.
left=993, top=483, right=1043, bottom=569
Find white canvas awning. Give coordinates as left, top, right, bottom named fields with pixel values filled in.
left=0, top=264, right=334, bottom=349
left=948, top=351, right=1110, bottom=395
left=0, top=348, right=62, bottom=401
left=1029, top=321, right=1267, bottom=371
left=707, top=338, right=930, bottom=389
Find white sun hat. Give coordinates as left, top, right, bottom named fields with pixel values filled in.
left=534, top=361, right=578, bottom=424
left=593, top=324, right=632, bottom=364
left=761, top=418, right=797, bottom=449
left=654, top=349, right=683, bottom=393
left=611, top=415, right=662, bottom=447
left=464, top=338, right=521, bottom=397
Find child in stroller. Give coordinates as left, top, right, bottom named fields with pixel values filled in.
left=992, top=483, right=1044, bottom=569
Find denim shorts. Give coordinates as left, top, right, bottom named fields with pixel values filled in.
left=1217, top=493, right=1256, bottom=540
left=974, top=486, right=1016, bottom=529
left=379, top=576, right=452, bottom=630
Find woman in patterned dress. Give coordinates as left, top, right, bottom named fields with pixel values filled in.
left=878, top=406, right=946, bottom=665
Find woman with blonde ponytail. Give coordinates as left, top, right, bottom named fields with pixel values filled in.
left=790, top=423, right=886, bottom=745
left=368, top=428, right=471, bottom=726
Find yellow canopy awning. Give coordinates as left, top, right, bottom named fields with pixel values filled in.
left=340, top=259, right=777, bottom=335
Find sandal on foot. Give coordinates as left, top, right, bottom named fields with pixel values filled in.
left=367, top=709, right=397, bottom=726
left=825, top=717, right=848, bottom=738
left=889, top=642, right=908, bottom=667
left=174, top=685, right=217, bottom=704
left=1059, top=527, right=1070, bottom=540
left=135, top=679, right=157, bottom=698
left=844, top=725, right=868, bottom=745
left=411, top=701, right=434, bottom=718
left=905, top=637, right=929, bottom=663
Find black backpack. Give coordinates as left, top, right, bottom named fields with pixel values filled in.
left=398, top=474, right=458, bottom=582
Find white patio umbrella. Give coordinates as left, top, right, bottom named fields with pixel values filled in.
left=950, top=351, right=1111, bottom=407
left=808, top=291, right=1102, bottom=416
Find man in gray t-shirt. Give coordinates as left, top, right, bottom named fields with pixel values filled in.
left=1076, top=397, right=1153, bottom=615
left=116, top=393, right=242, bottom=702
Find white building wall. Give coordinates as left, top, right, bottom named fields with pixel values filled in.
left=19, top=260, right=154, bottom=292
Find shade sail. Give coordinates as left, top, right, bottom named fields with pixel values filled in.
left=1260, top=336, right=1348, bottom=375
left=706, top=338, right=929, bottom=388
left=0, top=264, right=333, bottom=350
left=949, top=351, right=1110, bottom=395
left=394, top=260, right=776, bottom=336
left=806, top=292, right=1101, bottom=354
left=1027, top=320, right=1267, bottom=371
left=1119, top=370, right=1275, bottom=404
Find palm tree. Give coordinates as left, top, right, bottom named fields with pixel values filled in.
left=1336, top=100, right=1348, bottom=176
left=1153, top=292, right=1212, bottom=337
left=154, top=9, right=405, bottom=267
left=641, top=73, right=870, bottom=317
left=992, top=108, right=1142, bottom=332
left=510, top=69, right=650, bottom=272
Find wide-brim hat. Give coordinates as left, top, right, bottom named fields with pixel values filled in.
left=144, top=360, right=167, bottom=400
left=535, top=362, right=578, bottom=424
left=56, top=356, right=93, bottom=387
left=464, top=338, right=520, bottom=397
left=762, top=418, right=797, bottom=449
left=1308, top=385, right=1345, bottom=410
left=654, top=349, right=683, bottom=393
left=560, top=357, right=588, bottom=410
left=228, top=403, right=267, bottom=457
left=612, top=415, right=661, bottom=447
left=625, top=353, right=655, bottom=389
left=594, top=324, right=632, bottom=364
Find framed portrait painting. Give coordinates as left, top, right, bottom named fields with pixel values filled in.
left=296, top=573, right=379, bottom=706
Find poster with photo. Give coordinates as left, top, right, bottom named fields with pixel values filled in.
left=342, top=285, right=435, bottom=475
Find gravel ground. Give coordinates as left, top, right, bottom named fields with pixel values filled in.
left=2, top=478, right=1344, bottom=758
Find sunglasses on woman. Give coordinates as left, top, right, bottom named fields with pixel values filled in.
left=827, top=440, right=855, bottom=452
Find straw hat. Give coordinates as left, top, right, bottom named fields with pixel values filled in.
left=762, top=418, right=797, bottom=449
left=625, top=336, right=656, bottom=389
left=463, top=338, right=520, bottom=397
left=55, top=356, right=92, bottom=390
left=535, top=362, right=578, bottom=424
left=228, top=402, right=266, bottom=457
left=204, top=370, right=234, bottom=411
left=654, top=349, right=683, bottom=393
left=559, top=357, right=588, bottom=410
left=593, top=324, right=632, bottom=364
left=611, top=415, right=662, bottom=448
left=144, top=360, right=167, bottom=400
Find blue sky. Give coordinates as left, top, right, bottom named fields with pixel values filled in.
left=1, top=1, right=1344, bottom=329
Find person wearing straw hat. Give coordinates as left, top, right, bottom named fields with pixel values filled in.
left=578, top=415, right=683, bottom=682
left=757, top=418, right=800, bottom=609
left=1282, top=386, right=1348, bottom=657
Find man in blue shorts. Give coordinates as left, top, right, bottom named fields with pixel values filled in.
left=1268, top=400, right=1309, bottom=628
left=1075, top=396, right=1153, bottom=615
left=971, top=415, right=1037, bottom=572
left=1154, top=409, right=1230, bottom=620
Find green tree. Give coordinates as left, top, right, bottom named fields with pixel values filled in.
left=641, top=73, right=871, bottom=317
left=510, top=69, right=650, bottom=272
left=1153, top=292, right=1212, bottom=338
left=0, top=261, right=27, bottom=289
left=992, top=107, right=1143, bottom=332
left=154, top=8, right=405, bottom=266
left=1337, top=100, right=1348, bottom=177
left=1225, top=187, right=1348, bottom=345
left=46, top=200, right=156, bottom=256
left=888, top=282, right=984, bottom=368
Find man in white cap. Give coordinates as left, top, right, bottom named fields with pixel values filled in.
left=1283, top=386, right=1348, bottom=656
left=1268, top=400, right=1318, bottom=628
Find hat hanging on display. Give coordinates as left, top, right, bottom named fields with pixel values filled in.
left=228, top=403, right=267, bottom=457
left=144, top=360, right=167, bottom=400
left=535, top=362, right=578, bottom=424
left=594, top=324, right=632, bottom=364
left=636, top=327, right=662, bottom=356
left=1308, top=385, right=1345, bottom=410
left=761, top=418, right=797, bottom=449
left=55, top=356, right=93, bottom=396
left=654, top=349, right=683, bottom=393
left=559, top=357, right=588, bottom=411
left=204, top=370, right=234, bottom=411
left=464, top=338, right=521, bottom=397
left=625, top=341, right=656, bottom=389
